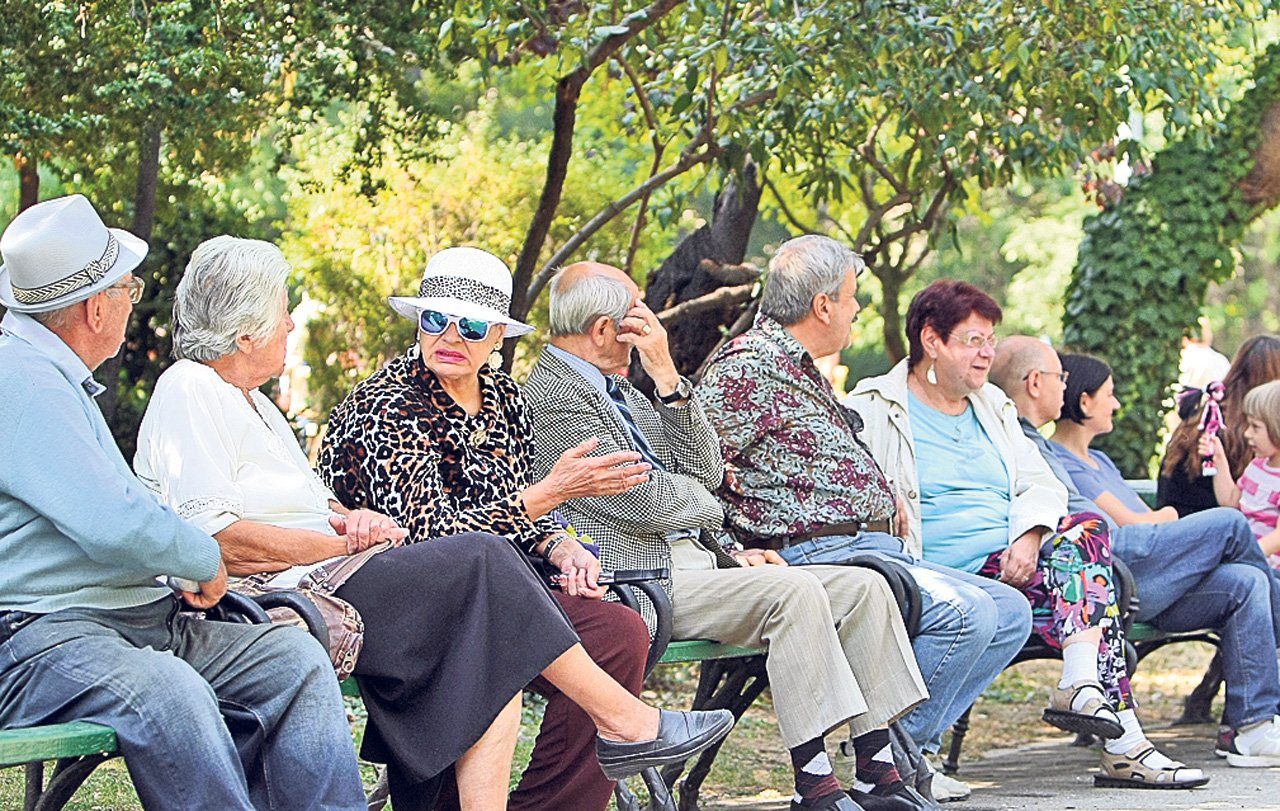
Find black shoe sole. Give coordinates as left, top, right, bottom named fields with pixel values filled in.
left=598, top=713, right=735, bottom=779
left=1094, top=775, right=1210, bottom=789
left=1042, top=708, right=1124, bottom=740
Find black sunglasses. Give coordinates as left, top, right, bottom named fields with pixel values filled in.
left=418, top=309, right=494, bottom=342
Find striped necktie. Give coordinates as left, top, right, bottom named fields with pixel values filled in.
left=605, top=377, right=667, bottom=472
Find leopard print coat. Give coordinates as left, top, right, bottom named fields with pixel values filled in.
left=318, top=345, right=559, bottom=553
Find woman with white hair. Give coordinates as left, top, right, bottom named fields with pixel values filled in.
left=135, top=236, right=733, bottom=811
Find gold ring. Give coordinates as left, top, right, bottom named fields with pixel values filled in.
left=642, top=324, right=652, bottom=335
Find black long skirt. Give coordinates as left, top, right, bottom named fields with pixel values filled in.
left=334, top=532, right=579, bottom=806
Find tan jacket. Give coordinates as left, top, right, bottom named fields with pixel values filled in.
left=843, top=359, right=1068, bottom=558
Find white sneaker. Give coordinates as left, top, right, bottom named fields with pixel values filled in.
left=1226, top=716, right=1280, bottom=768
left=925, top=757, right=971, bottom=803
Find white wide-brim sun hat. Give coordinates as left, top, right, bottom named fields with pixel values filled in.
left=389, top=246, right=534, bottom=338
left=0, top=194, right=148, bottom=313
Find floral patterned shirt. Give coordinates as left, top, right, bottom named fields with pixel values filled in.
left=698, top=314, right=895, bottom=543
left=318, top=345, right=558, bottom=554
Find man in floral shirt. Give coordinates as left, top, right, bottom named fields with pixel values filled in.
left=700, top=235, right=1032, bottom=799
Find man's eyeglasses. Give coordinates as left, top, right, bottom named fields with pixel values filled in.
left=950, top=331, right=998, bottom=351
left=107, top=275, right=145, bottom=305
left=1024, top=369, right=1069, bottom=384
left=418, top=309, right=494, bottom=342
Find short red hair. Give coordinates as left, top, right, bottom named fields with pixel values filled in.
left=904, top=280, right=1002, bottom=368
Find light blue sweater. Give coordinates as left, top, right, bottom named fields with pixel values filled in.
left=0, top=312, right=221, bottom=613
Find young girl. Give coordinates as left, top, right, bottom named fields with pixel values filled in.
left=1202, top=379, right=1280, bottom=567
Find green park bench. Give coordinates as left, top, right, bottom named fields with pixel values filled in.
left=0, top=721, right=118, bottom=811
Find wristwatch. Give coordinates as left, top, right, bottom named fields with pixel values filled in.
left=657, top=377, right=692, bottom=405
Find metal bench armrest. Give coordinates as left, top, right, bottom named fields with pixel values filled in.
left=829, top=553, right=922, bottom=637
left=606, top=569, right=673, bottom=676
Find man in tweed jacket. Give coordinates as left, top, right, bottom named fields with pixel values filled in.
left=524, top=261, right=931, bottom=811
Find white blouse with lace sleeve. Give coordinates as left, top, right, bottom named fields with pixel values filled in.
left=135, top=360, right=342, bottom=587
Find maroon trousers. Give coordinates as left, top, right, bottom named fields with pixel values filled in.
left=434, top=591, right=649, bottom=811
left=509, top=591, right=649, bottom=811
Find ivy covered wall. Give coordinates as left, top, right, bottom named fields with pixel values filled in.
left=1064, top=41, right=1280, bottom=476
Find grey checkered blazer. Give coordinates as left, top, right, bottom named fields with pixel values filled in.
left=524, top=349, right=736, bottom=594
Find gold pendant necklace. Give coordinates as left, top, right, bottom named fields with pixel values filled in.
left=469, top=425, right=488, bottom=447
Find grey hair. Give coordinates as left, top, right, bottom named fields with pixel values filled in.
left=30, top=303, right=80, bottom=330
left=29, top=269, right=133, bottom=331
left=172, top=236, right=291, bottom=362
left=760, top=235, right=864, bottom=326
left=548, top=267, right=633, bottom=337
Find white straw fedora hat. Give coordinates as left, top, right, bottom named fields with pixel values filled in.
left=0, top=194, right=148, bottom=313
left=389, top=246, right=533, bottom=337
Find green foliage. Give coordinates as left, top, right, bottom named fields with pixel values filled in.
left=1064, top=41, right=1280, bottom=476
left=419, top=2, right=1262, bottom=337
left=282, top=96, right=684, bottom=418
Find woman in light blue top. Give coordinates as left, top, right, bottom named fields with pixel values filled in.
left=849, top=280, right=1206, bottom=789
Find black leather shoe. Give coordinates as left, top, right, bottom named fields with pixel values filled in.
left=847, top=783, right=936, bottom=811
left=596, top=708, right=735, bottom=779
left=790, top=793, right=865, bottom=810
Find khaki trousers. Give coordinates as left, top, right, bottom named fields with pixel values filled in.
left=671, top=564, right=927, bottom=747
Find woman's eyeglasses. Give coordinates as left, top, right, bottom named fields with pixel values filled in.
left=418, top=309, right=493, bottom=342
left=950, top=331, right=999, bottom=351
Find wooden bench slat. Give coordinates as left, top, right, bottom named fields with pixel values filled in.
left=0, top=722, right=117, bottom=766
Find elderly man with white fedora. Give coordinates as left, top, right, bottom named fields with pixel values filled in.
left=0, top=195, right=368, bottom=810
left=317, top=247, right=733, bottom=811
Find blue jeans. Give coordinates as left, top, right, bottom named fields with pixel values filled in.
left=0, top=597, right=366, bottom=810
left=1113, top=507, right=1280, bottom=726
left=1153, top=563, right=1280, bottom=727
left=1113, top=506, right=1280, bottom=634
left=779, top=532, right=1031, bottom=752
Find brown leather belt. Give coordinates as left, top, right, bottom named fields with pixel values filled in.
left=790, top=519, right=893, bottom=543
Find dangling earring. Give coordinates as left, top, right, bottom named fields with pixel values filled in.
left=926, top=363, right=938, bottom=385
left=489, top=346, right=502, bottom=369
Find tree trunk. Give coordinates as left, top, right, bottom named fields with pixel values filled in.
left=16, top=152, right=39, bottom=211
left=880, top=270, right=907, bottom=364
left=98, top=125, right=161, bottom=439
left=633, top=161, right=762, bottom=391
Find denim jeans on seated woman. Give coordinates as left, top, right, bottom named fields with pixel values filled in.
left=778, top=531, right=1031, bottom=754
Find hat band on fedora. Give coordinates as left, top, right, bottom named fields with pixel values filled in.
left=10, top=232, right=121, bottom=306
left=417, top=275, right=510, bottom=315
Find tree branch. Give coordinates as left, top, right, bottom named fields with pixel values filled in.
left=615, top=53, right=661, bottom=146
left=693, top=299, right=759, bottom=382
left=657, top=282, right=755, bottom=324
left=860, top=137, right=909, bottom=197
left=526, top=138, right=718, bottom=304
left=510, top=0, right=686, bottom=324
left=615, top=53, right=665, bottom=275
left=764, top=174, right=821, bottom=234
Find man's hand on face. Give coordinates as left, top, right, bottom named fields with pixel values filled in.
left=614, top=298, right=680, bottom=394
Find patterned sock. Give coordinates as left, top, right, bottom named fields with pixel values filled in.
left=852, top=728, right=904, bottom=796
left=790, top=737, right=843, bottom=807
